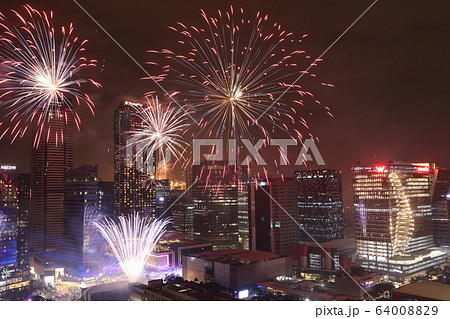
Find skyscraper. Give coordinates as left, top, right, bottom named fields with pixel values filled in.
left=64, top=165, right=100, bottom=268
left=171, top=189, right=193, bottom=238
left=249, top=178, right=298, bottom=256
left=17, top=173, right=31, bottom=267
left=295, top=169, right=344, bottom=243
left=189, top=162, right=249, bottom=250
left=430, top=167, right=450, bottom=247
left=0, top=164, right=18, bottom=267
left=114, top=101, right=154, bottom=218
left=99, top=181, right=114, bottom=218
left=352, top=161, right=446, bottom=282
left=154, top=179, right=170, bottom=218
left=248, top=181, right=271, bottom=253
left=31, top=108, right=73, bottom=253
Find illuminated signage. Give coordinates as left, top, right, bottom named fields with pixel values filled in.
left=238, top=289, right=249, bottom=299
left=0, top=165, right=16, bottom=171
left=416, top=166, right=430, bottom=173
left=374, top=165, right=387, bottom=173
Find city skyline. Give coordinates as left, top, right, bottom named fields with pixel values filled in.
left=0, top=0, right=449, bottom=304
left=0, top=0, right=448, bottom=209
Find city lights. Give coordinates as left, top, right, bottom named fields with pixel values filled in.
left=0, top=0, right=448, bottom=308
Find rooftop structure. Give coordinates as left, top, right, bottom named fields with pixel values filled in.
left=129, top=279, right=234, bottom=301
left=182, top=249, right=292, bottom=290
left=392, top=281, right=450, bottom=301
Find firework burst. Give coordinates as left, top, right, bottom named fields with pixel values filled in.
left=147, top=5, right=333, bottom=141
left=126, top=96, right=191, bottom=177
left=95, top=213, right=170, bottom=281
left=0, top=5, right=101, bottom=146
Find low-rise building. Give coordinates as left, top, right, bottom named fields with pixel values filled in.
left=392, top=281, right=450, bottom=301
left=81, top=281, right=129, bottom=301
left=292, top=238, right=356, bottom=274
left=182, top=249, right=292, bottom=290
left=335, top=268, right=385, bottom=298
left=0, top=263, right=31, bottom=299
left=148, top=233, right=213, bottom=271
left=129, top=279, right=234, bottom=301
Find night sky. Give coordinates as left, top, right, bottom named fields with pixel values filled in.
left=0, top=0, right=449, bottom=206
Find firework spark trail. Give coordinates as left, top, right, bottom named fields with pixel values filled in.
left=255, top=0, right=379, bottom=123
left=147, top=6, right=333, bottom=142
left=95, top=213, right=170, bottom=281
left=83, top=204, right=103, bottom=247
left=0, top=5, right=100, bottom=146
left=126, top=96, right=191, bottom=172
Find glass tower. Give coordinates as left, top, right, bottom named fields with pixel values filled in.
left=31, top=108, right=73, bottom=253
left=352, top=161, right=446, bottom=281
left=189, top=161, right=249, bottom=250
left=114, top=101, right=155, bottom=218
left=295, top=169, right=344, bottom=243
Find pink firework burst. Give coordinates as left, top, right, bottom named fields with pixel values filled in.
left=146, top=5, right=333, bottom=143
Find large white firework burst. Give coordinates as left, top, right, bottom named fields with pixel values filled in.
left=147, top=5, right=333, bottom=140
left=95, top=213, right=170, bottom=281
left=0, top=5, right=100, bottom=146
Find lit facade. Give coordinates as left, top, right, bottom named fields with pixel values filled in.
left=430, top=168, right=450, bottom=247
left=188, top=162, right=248, bottom=250
left=17, top=173, right=31, bottom=267
left=99, top=181, right=114, bottom=218
left=64, top=165, right=100, bottom=269
left=0, top=164, right=18, bottom=267
left=352, top=161, right=446, bottom=282
left=292, top=238, right=356, bottom=272
left=31, top=108, right=73, bottom=253
left=295, top=169, right=344, bottom=243
left=114, top=101, right=154, bottom=218
left=154, top=179, right=170, bottom=219
left=170, top=189, right=193, bottom=238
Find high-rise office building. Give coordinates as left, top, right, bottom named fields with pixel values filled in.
left=114, top=101, right=154, bottom=218
left=31, top=108, right=73, bottom=253
left=189, top=162, right=248, bottom=250
left=430, top=168, right=450, bottom=247
left=171, top=189, right=193, bottom=238
left=248, top=181, right=271, bottom=253
left=0, top=164, right=18, bottom=267
left=154, top=179, right=170, bottom=218
left=17, top=173, right=31, bottom=267
left=64, top=165, right=100, bottom=268
left=99, top=181, right=114, bottom=218
left=352, top=161, right=446, bottom=282
left=295, top=169, right=344, bottom=243
left=249, top=178, right=298, bottom=256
